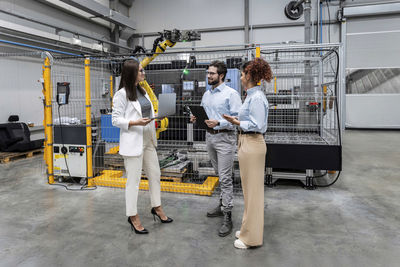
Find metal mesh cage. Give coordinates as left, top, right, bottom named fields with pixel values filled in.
left=260, top=45, right=341, bottom=146
left=86, top=50, right=248, bottom=194
left=1, top=41, right=342, bottom=193
left=259, top=44, right=342, bottom=187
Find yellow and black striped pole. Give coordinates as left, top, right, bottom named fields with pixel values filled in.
left=85, top=58, right=94, bottom=187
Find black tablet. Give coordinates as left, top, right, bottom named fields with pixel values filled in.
left=188, top=105, right=209, bottom=129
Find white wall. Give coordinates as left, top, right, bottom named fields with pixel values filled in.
left=131, top=0, right=243, bottom=47
left=0, top=56, right=44, bottom=125
left=346, top=15, right=400, bottom=69
left=130, top=0, right=342, bottom=47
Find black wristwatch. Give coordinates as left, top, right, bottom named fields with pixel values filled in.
left=217, top=121, right=220, bottom=126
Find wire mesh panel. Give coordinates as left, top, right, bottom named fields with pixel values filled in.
left=140, top=49, right=248, bottom=194
left=51, top=57, right=111, bottom=124
left=260, top=45, right=340, bottom=146
left=30, top=43, right=342, bottom=192
left=50, top=56, right=112, bottom=186
left=85, top=50, right=247, bottom=194
left=259, top=44, right=342, bottom=187
left=88, top=45, right=342, bottom=193
left=1, top=40, right=343, bottom=193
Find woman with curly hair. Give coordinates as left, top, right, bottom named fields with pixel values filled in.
left=223, top=57, right=272, bottom=249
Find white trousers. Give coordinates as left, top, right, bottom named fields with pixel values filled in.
left=123, top=124, right=161, bottom=216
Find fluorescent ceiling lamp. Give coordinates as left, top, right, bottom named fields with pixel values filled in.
left=92, top=43, right=103, bottom=51
left=72, top=37, right=82, bottom=45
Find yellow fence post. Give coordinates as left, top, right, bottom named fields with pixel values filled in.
left=256, top=46, right=260, bottom=58
left=42, top=65, right=46, bottom=168
left=256, top=46, right=261, bottom=85
left=43, top=57, right=54, bottom=184
left=85, top=58, right=94, bottom=187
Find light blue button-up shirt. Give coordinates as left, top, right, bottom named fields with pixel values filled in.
left=201, top=82, right=242, bottom=130
left=239, top=86, right=269, bottom=133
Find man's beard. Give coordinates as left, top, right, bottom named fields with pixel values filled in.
left=208, top=79, right=219, bottom=86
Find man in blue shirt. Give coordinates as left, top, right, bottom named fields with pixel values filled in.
left=191, top=61, right=242, bottom=237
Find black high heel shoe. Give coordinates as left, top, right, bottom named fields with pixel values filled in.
left=127, top=217, right=149, bottom=234
left=151, top=207, right=173, bottom=223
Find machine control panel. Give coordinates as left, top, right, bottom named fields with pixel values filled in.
left=69, top=146, right=85, bottom=154
left=53, top=144, right=87, bottom=178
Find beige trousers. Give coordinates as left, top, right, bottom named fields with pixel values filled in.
left=238, top=134, right=266, bottom=246
left=123, top=124, right=161, bottom=216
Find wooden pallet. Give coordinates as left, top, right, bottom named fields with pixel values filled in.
left=104, top=153, right=124, bottom=169
left=0, top=148, right=43, bottom=163
left=104, top=163, right=124, bottom=170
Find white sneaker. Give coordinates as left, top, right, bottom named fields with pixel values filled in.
left=234, top=239, right=249, bottom=249
left=235, top=231, right=240, bottom=239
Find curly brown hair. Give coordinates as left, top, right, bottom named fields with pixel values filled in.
left=242, top=57, right=273, bottom=83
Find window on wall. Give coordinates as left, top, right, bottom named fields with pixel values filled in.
left=346, top=68, right=400, bottom=94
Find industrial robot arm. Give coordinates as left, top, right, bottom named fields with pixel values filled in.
left=139, top=29, right=200, bottom=138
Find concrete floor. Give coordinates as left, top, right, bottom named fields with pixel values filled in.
left=0, top=130, right=399, bottom=267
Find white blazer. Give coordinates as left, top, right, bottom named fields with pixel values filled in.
left=112, top=88, right=157, bottom=157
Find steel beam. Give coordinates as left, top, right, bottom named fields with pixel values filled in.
left=244, top=0, right=249, bottom=44
left=343, top=2, right=400, bottom=18
left=119, top=0, right=133, bottom=7
left=0, top=9, right=133, bottom=52
left=0, top=19, right=107, bottom=52
left=304, top=0, right=311, bottom=44
left=59, top=0, right=136, bottom=29
left=0, top=31, right=97, bottom=55
left=130, top=20, right=338, bottom=39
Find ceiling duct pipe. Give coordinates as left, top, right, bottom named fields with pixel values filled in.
left=119, top=0, right=133, bottom=8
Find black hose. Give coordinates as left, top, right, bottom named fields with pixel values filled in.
left=313, top=170, right=328, bottom=178
left=314, top=171, right=341, bottom=187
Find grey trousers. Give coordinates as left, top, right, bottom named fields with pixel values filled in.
left=206, top=131, right=236, bottom=212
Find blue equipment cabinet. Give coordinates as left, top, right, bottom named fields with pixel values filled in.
left=100, top=114, right=120, bottom=142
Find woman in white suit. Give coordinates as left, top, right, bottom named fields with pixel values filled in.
left=112, top=59, right=173, bottom=234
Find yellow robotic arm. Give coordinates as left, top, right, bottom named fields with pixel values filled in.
left=139, top=29, right=200, bottom=138
left=141, top=39, right=176, bottom=68
left=139, top=80, right=168, bottom=138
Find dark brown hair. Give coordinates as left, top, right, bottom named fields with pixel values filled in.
left=209, top=60, right=227, bottom=81
left=118, top=59, right=146, bottom=101
left=242, top=58, right=273, bottom=83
